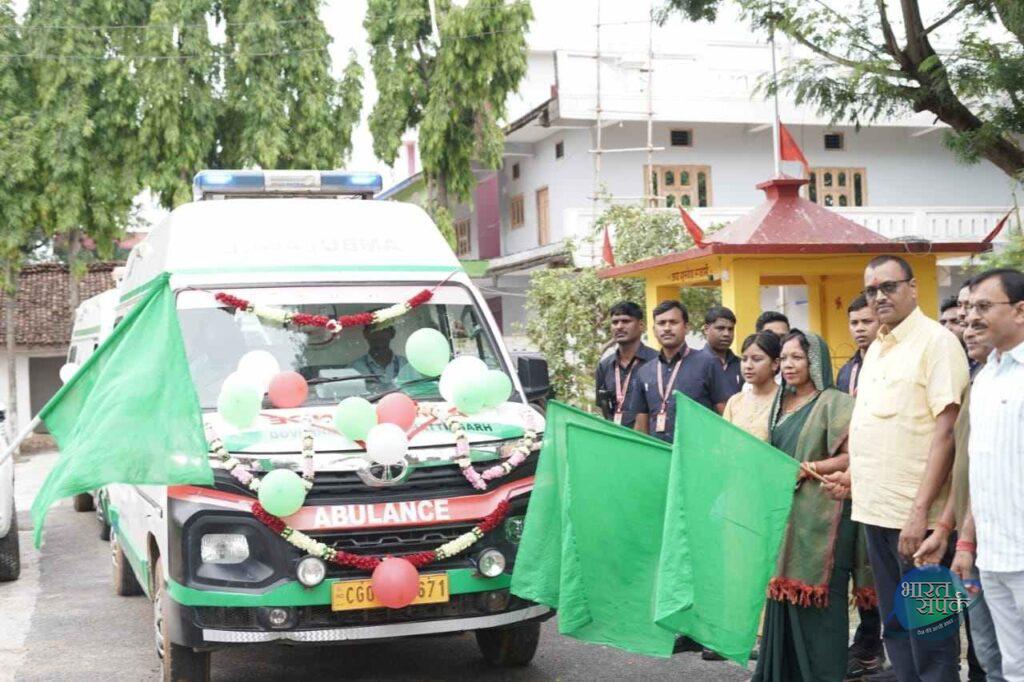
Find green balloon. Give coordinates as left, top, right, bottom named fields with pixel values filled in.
left=258, top=469, right=307, bottom=517
left=334, top=397, right=378, bottom=441
left=217, top=382, right=262, bottom=429
left=482, top=370, right=513, bottom=408
left=453, top=381, right=486, bottom=415
left=405, top=328, right=451, bottom=377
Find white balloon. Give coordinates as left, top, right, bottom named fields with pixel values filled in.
left=222, top=370, right=264, bottom=395
left=58, top=362, right=80, bottom=384
left=439, top=355, right=488, bottom=404
left=364, top=423, right=409, bottom=466
left=237, top=350, right=280, bottom=390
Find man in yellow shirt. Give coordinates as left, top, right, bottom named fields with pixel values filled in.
left=848, top=255, right=969, bottom=682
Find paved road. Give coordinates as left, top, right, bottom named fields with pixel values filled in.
left=2, top=452, right=750, bottom=682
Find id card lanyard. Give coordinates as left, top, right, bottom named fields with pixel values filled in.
left=655, top=348, right=688, bottom=432
left=613, top=358, right=638, bottom=425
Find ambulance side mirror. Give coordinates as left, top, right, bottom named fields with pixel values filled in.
left=515, top=354, right=552, bottom=405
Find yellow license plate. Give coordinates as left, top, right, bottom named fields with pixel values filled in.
left=330, top=573, right=450, bottom=611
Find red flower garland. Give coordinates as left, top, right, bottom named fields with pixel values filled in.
left=215, top=289, right=433, bottom=331
left=252, top=499, right=511, bottom=572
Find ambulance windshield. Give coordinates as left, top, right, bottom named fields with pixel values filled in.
left=176, top=284, right=506, bottom=409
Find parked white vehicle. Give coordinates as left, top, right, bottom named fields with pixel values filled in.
left=105, top=170, right=551, bottom=681
left=65, top=289, right=119, bottom=530
left=0, top=401, right=20, bottom=581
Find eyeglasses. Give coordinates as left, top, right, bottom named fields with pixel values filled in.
left=863, top=279, right=911, bottom=300
left=964, top=300, right=1013, bottom=314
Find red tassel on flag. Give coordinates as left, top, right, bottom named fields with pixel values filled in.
left=982, top=210, right=1013, bottom=243
left=779, top=122, right=811, bottom=176
left=602, top=226, right=616, bottom=266
left=678, top=207, right=707, bottom=249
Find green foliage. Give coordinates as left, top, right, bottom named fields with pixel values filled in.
left=974, top=224, right=1024, bottom=271
left=135, top=0, right=218, bottom=209
left=427, top=202, right=458, bottom=251
left=25, top=0, right=146, bottom=261
left=220, top=0, right=363, bottom=169
left=0, top=0, right=41, bottom=291
left=663, top=0, right=1024, bottom=179
left=525, top=268, right=640, bottom=410
left=526, top=204, right=721, bottom=409
left=365, top=0, right=531, bottom=205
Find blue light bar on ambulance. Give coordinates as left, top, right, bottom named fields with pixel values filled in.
left=192, top=170, right=383, bottom=201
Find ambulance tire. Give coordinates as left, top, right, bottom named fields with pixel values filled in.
left=475, top=621, right=540, bottom=668
left=0, top=501, right=21, bottom=581
left=73, top=492, right=95, bottom=512
left=155, top=563, right=211, bottom=682
left=111, top=529, right=144, bottom=597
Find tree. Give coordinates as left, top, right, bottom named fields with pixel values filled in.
left=0, top=0, right=42, bottom=435
left=219, top=0, right=363, bottom=170
left=365, top=0, right=532, bottom=208
left=135, top=0, right=219, bottom=209
left=525, top=205, right=720, bottom=411
left=24, top=0, right=147, bottom=311
left=664, top=0, right=1024, bottom=179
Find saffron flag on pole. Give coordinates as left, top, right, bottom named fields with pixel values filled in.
left=655, top=393, right=798, bottom=664
left=678, top=207, right=707, bottom=248
left=602, top=226, right=616, bottom=266
left=30, top=273, right=212, bottom=546
left=779, top=122, right=811, bottom=176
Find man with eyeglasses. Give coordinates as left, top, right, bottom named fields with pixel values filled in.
left=848, top=255, right=969, bottom=682
left=962, top=268, right=1024, bottom=680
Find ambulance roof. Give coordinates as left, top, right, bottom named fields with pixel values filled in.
left=119, top=199, right=463, bottom=300
left=72, top=289, right=119, bottom=338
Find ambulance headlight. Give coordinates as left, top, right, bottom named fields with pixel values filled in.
left=296, top=556, right=327, bottom=587
left=475, top=548, right=507, bottom=578
left=200, top=533, right=250, bottom=565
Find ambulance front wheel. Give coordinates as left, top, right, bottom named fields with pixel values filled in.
left=154, top=562, right=211, bottom=682
left=73, top=493, right=94, bottom=512
left=475, top=621, right=540, bottom=668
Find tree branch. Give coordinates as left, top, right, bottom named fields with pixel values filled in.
left=875, top=0, right=905, bottom=62
left=786, top=29, right=908, bottom=78
left=924, top=1, right=970, bottom=36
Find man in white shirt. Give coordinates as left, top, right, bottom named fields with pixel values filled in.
left=965, top=267, right=1024, bottom=681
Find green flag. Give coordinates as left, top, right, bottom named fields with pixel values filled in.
left=510, top=397, right=798, bottom=664
left=655, top=392, right=798, bottom=664
left=511, top=402, right=680, bottom=657
left=31, top=273, right=212, bottom=546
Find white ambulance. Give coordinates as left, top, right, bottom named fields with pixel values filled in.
left=106, top=170, right=550, bottom=680
left=66, top=288, right=120, bottom=520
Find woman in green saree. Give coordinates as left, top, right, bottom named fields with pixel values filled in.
left=753, top=330, right=874, bottom=682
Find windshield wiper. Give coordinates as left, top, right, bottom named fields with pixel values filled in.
left=365, top=377, right=439, bottom=403
left=306, top=373, right=381, bottom=386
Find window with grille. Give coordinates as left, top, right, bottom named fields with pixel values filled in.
left=455, top=218, right=471, bottom=257
left=670, top=129, right=693, bottom=147
left=510, top=194, right=525, bottom=228
left=555, top=141, right=564, bottom=159
left=824, top=132, right=845, bottom=151
left=807, top=167, right=866, bottom=207
left=644, top=164, right=712, bottom=208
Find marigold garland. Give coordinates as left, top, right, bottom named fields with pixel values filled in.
left=215, top=289, right=433, bottom=332
left=425, top=406, right=539, bottom=491
left=210, top=427, right=512, bottom=573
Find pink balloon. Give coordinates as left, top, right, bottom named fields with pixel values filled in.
left=267, top=371, right=308, bottom=409
left=372, top=557, right=420, bottom=608
left=376, top=393, right=417, bottom=431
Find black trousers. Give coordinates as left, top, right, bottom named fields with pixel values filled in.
left=864, top=524, right=959, bottom=682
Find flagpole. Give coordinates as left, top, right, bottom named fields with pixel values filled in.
left=769, top=0, right=781, bottom=177
left=0, top=415, right=42, bottom=467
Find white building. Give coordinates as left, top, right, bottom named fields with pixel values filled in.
left=379, top=7, right=1019, bottom=348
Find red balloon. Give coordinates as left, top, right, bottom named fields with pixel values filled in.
left=376, top=393, right=417, bottom=431
left=372, top=557, right=420, bottom=608
left=267, top=371, right=309, bottom=409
